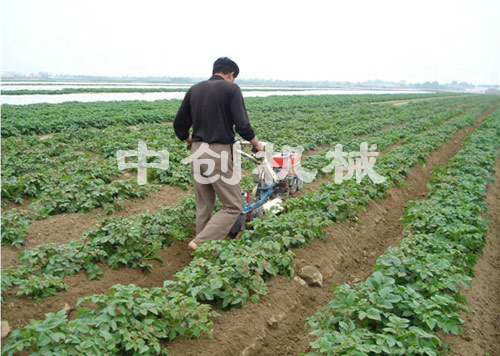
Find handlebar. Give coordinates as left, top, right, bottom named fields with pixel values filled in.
left=186, top=140, right=266, bottom=166
left=238, top=140, right=267, bottom=153
left=234, top=140, right=267, bottom=164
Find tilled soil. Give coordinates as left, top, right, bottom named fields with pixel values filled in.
left=1, top=183, right=190, bottom=267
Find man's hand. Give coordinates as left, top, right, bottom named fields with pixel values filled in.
left=250, top=137, right=264, bottom=151
left=254, top=142, right=265, bottom=152
left=186, top=136, right=193, bottom=145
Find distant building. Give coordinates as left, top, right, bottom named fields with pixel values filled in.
left=485, top=87, right=500, bottom=94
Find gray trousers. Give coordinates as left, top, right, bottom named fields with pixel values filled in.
left=190, top=142, right=242, bottom=245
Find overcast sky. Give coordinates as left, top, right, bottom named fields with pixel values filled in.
left=1, top=0, right=499, bottom=84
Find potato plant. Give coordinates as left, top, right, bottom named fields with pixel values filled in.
left=302, top=105, right=499, bottom=356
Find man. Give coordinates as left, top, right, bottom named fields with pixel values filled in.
left=174, top=57, right=263, bottom=250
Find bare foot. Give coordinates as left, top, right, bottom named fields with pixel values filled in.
left=188, top=241, right=198, bottom=250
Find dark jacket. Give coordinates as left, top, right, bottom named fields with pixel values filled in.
left=173, top=75, right=255, bottom=144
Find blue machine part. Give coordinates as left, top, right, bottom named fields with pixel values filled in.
left=241, top=182, right=278, bottom=214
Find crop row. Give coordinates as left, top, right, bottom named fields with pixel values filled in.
left=1, top=96, right=482, bottom=248
left=3, top=87, right=190, bottom=95
left=1, top=97, right=486, bottom=301
left=302, top=106, right=499, bottom=355
left=1, top=93, right=460, bottom=137
left=2, top=98, right=496, bottom=355
left=2, top=87, right=324, bottom=95
left=1, top=195, right=196, bottom=302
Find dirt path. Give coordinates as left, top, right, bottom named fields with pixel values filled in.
left=441, top=154, right=500, bottom=356
left=164, top=106, right=493, bottom=356
left=370, top=94, right=469, bottom=106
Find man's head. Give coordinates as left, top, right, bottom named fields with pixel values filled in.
left=213, top=57, right=239, bottom=83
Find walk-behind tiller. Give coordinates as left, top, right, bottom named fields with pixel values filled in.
left=229, top=140, right=304, bottom=237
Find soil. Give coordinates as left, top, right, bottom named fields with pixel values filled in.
left=441, top=154, right=500, bottom=356
left=162, top=106, right=497, bottom=355
left=38, top=133, right=54, bottom=140
left=1, top=184, right=190, bottom=267
left=369, top=95, right=469, bottom=106
left=302, top=144, right=335, bottom=159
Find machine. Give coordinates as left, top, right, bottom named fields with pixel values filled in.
left=229, top=140, right=304, bottom=237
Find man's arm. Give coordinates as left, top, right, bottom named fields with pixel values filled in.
left=229, top=86, right=257, bottom=145
left=173, top=90, right=192, bottom=141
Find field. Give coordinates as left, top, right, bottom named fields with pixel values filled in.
left=1, top=93, right=499, bottom=355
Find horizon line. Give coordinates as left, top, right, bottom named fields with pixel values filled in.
left=2, top=73, right=498, bottom=87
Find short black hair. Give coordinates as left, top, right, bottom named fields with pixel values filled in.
left=213, top=57, right=239, bottom=78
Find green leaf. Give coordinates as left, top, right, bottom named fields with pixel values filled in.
left=425, top=318, right=436, bottom=330
left=366, top=308, right=381, bottom=321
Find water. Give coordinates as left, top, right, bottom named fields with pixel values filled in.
left=2, top=82, right=343, bottom=91
left=1, top=81, right=193, bottom=86
left=0, top=88, right=432, bottom=105
left=1, top=85, right=192, bottom=91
